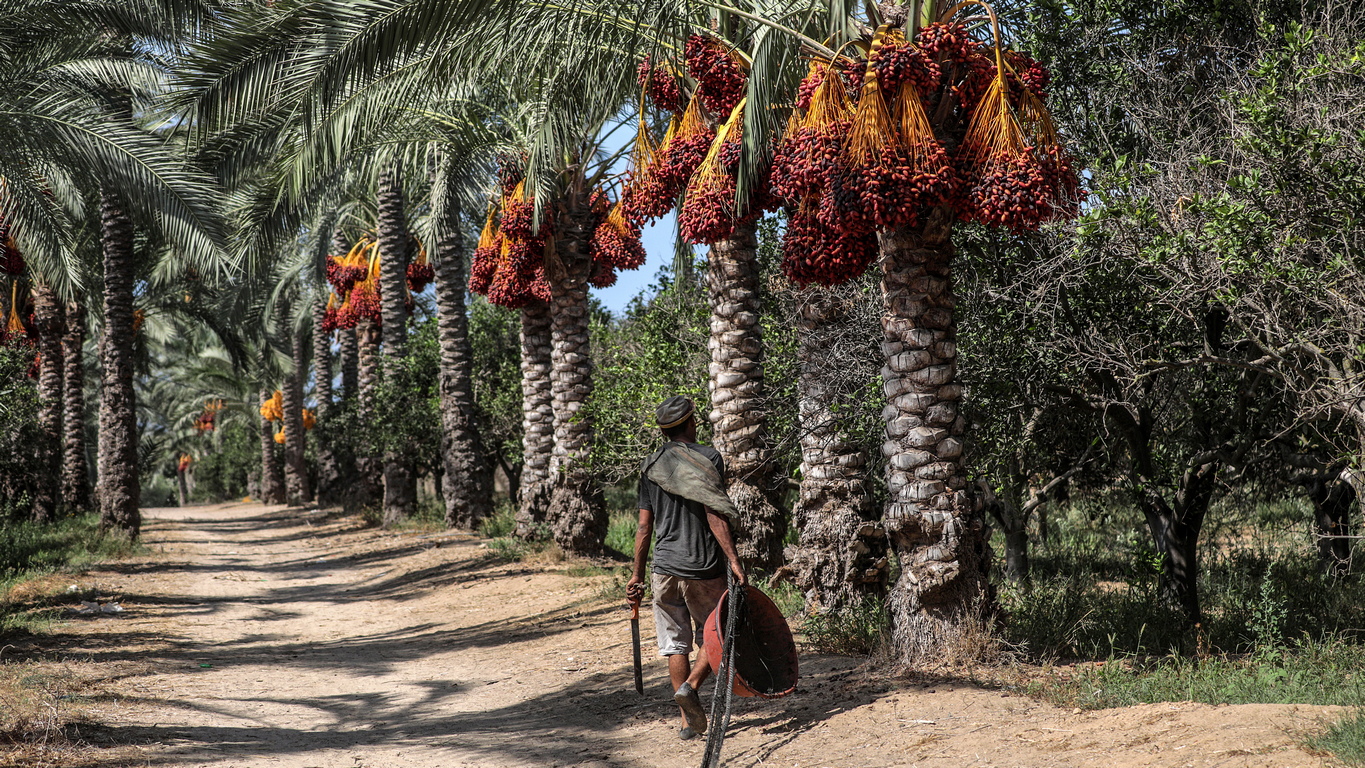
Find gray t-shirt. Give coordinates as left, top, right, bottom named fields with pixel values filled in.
left=638, top=442, right=727, bottom=580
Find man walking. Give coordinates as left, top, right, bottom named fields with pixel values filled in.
left=627, top=396, right=746, bottom=740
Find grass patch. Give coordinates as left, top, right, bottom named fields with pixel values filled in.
left=0, top=659, right=143, bottom=766
left=472, top=503, right=552, bottom=562
left=760, top=576, right=803, bottom=618
left=1308, top=709, right=1365, bottom=766
left=604, top=510, right=636, bottom=559
left=477, top=503, right=518, bottom=539
left=1000, top=495, right=1365, bottom=660
left=1026, top=635, right=1365, bottom=764
left=1032, top=636, right=1365, bottom=710
left=0, top=514, right=141, bottom=637
left=801, top=595, right=888, bottom=656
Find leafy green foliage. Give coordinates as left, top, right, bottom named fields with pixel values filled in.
left=370, top=319, right=442, bottom=478
left=190, top=420, right=257, bottom=502
left=586, top=269, right=712, bottom=484
left=467, top=298, right=524, bottom=477
left=0, top=345, right=43, bottom=518
left=1001, top=494, right=1365, bottom=659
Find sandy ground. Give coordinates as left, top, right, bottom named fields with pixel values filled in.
left=9, top=501, right=1343, bottom=768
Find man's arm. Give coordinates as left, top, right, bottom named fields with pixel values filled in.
left=626, top=508, right=654, bottom=601
left=706, top=510, right=747, bottom=585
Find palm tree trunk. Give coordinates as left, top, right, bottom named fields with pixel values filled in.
left=177, top=466, right=189, bottom=507
left=336, top=321, right=360, bottom=503
left=877, top=210, right=991, bottom=663
left=283, top=314, right=311, bottom=505
left=546, top=202, right=606, bottom=555
left=706, top=220, right=785, bottom=570
left=61, top=299, right=90, bottom=511
left=312, top=294, right=341, bottom=506
left=339, top=325, right=359, bottom=400
left=259, top=388, right=286, bottom=504
left=787, top=285, right=885, bottom=613
left=97, top=190, right=140, bottom=537
left=31, top=282, right=64, bottom=523
left=354, top=319, right=383, bottom=508
left=377, top=160, right=415, bottom=526
left=515, top=301, right=554, bottom=538
left=433, top=166, right=492, bottom=529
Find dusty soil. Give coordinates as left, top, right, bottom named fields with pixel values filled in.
left=3, top=502, right=1342, bottom=767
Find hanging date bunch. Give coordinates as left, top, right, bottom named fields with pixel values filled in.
left=405, top=239, right=434, bottom=292
left=620, top=113, right=673, bottom=225
left=469, top=179, right=550, bottom=309
left=781, top=194, right=878, bottom=286
left=589, top=195, right=646, bottom=288
left=774, top=10, right=1079, bottom=285
left=325, top=239, right=371, bottom=295
left=259, top=390, right=284, bottom=422
left=834, top=26, right=957, bottom=232
left=772, top=60, right=855, bottom=205
left=469, top=207, right=501, bottom=295
left=958, top=54, right=1079, bottom=232
left=638, top=56, right=683, bottom=114
left=685, top=34, right=746, bottom=119
left=320, top=293, right=340, bottom=333
left=679, top=101, right=752, bottom=244
left=334, top=241, right=383, bottom=330
left=629, top=94, right=717, bottom=225
left=2, top=281, right=31, bottom=348
left=194, top=399, right=223, bottom=433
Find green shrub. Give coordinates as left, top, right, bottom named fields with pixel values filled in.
left=478, top=503, right=517, bottom=539
left=605, top=510, right=636, bottom=559
left=801, top=595, right=887, bottom=656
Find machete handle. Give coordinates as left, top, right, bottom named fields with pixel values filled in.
left=627, top=595, right=640, bottom=620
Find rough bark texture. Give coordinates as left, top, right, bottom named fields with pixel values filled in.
left=312, top=294, right=341, bottom=506
left=31, top=283, right=65, bottom=523
left=61, top=300, right=90, bottom=511
left=785, top=286, right=885, bottom=613
left=353, top=319, right=384, bottom=508
left=339, top=325, right=359, bottom=401
left=177, top=467, right=189, bottom=507
left=96, top=190, right=141, bottom=537
left=515, top=301, right=554, bottom=538
left=706, top=221, right=785, bottom=570
left=283, top=315, right=311, bottom=505
left=433, top=175, right=492, bottom=529
left=545, top=203, right=606, bottom=555
left=259, top=389, right=286, bottom=505
left=378, top=161, right=415, bottom=526
left=877, top=211, right=991, bottom=664
left=1136, top=462, right=1217, bottom=625
left=1307, top=472, right=1355, bottom=577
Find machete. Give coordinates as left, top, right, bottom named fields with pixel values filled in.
left=627, top=592, right=644, bottom=694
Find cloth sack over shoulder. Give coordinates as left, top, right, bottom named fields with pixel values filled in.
left=643, top=442, right=738, bottom=519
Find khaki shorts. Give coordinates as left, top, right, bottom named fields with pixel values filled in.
left=651, top=572, right=727, bottom=656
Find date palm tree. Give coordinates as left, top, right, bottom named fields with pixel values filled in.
left=0, top=1, right=229, bottom=537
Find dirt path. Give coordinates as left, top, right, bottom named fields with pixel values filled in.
left=25, top=502, right=1338, bottom=767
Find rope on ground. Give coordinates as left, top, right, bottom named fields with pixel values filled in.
left=699, top=573, right=744, bottom=768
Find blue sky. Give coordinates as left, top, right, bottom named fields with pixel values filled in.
left=589, top=210, right=679, bottom=314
